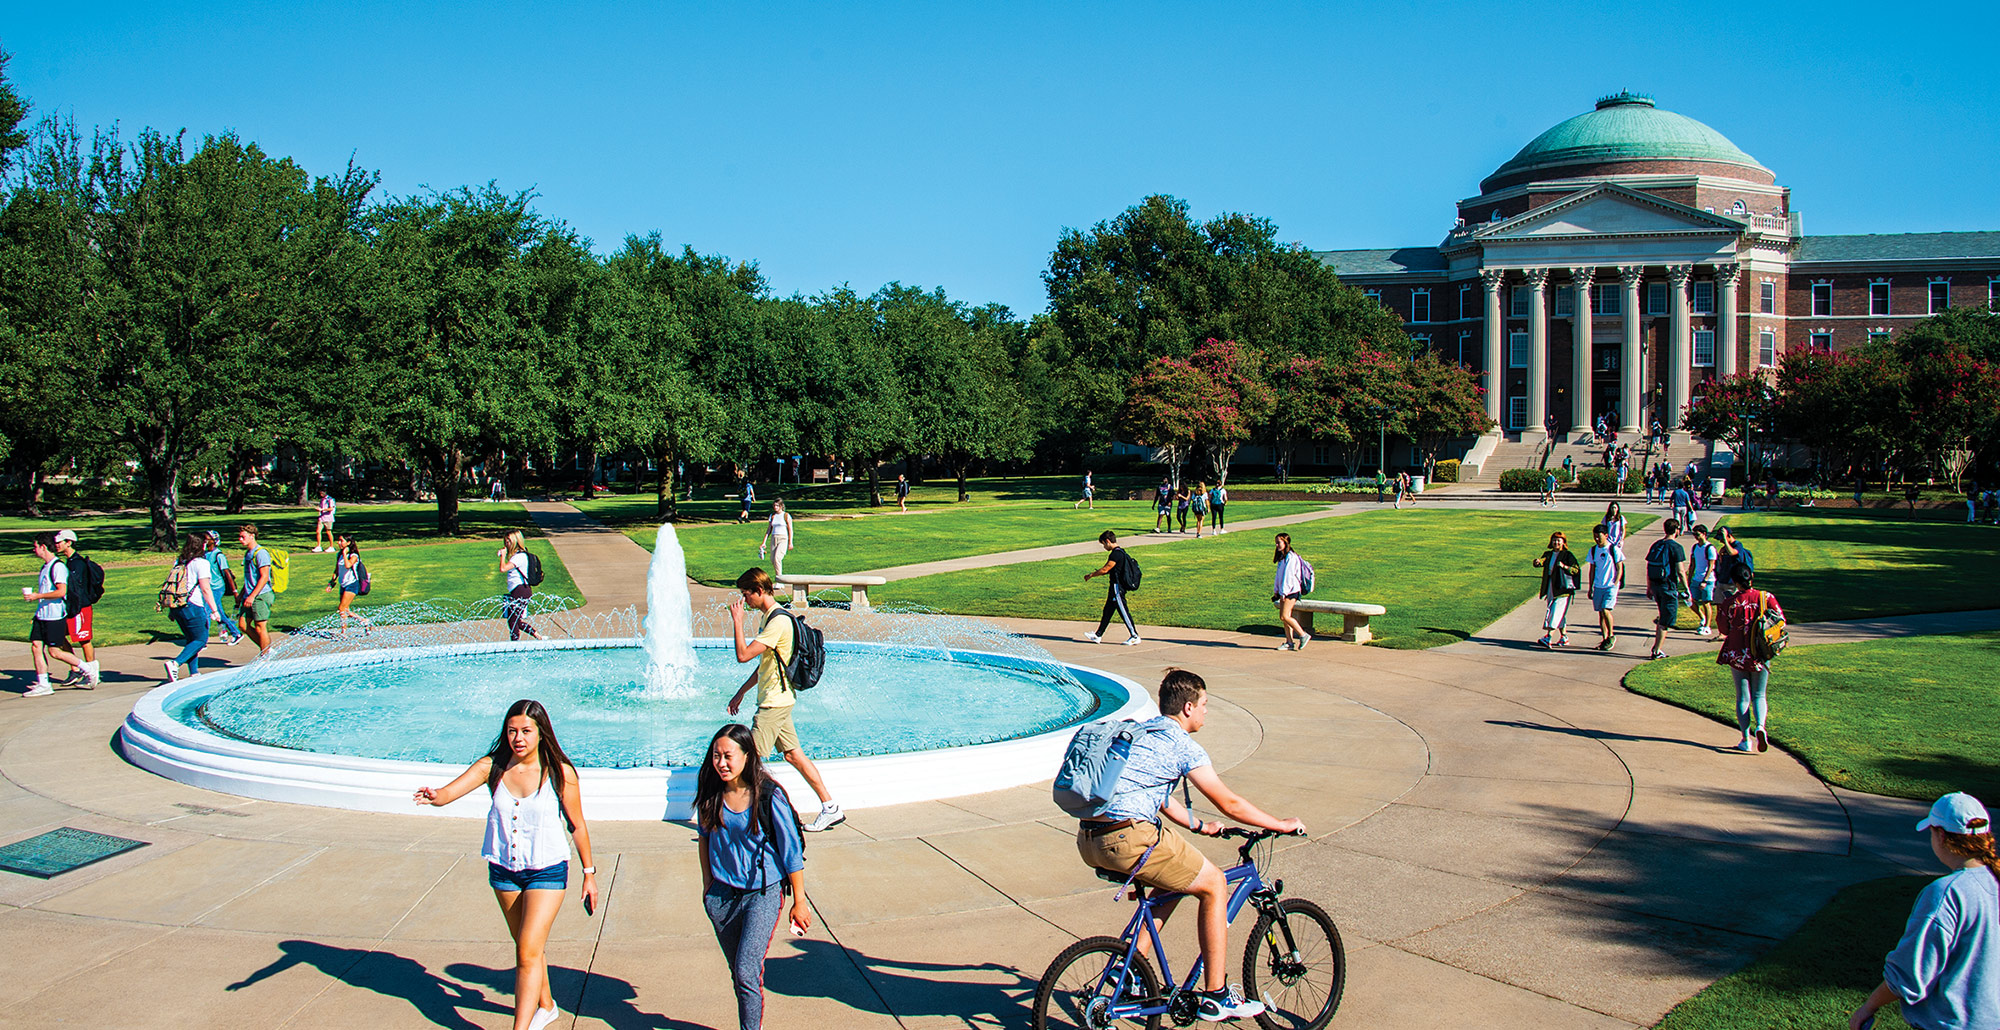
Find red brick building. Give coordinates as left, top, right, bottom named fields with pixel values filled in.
left=1318, top=93, right=2000, bottom=443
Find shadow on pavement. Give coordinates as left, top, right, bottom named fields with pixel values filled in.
left=770, top=937, right=1036, bottom=1025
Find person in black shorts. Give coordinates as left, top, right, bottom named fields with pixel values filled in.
left=1643, top=519, right=1689, bottom=661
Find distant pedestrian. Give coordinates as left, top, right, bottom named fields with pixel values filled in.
left=1594, top=414, right=1608, bottom=443
left=499, top=530, right=541, bottom=642
left=1175, top=484, right=1191, bottom=532
left=1081, top=530, right=1140, bottom=646
left=200, top=530, right=243, bottom=648
left=1153, top=478, right=1172, bottom=533
left=1190, top=481, right=1208, bottom=537
left=1271, top=532, right=1314, bottom=651
left=236, top=525, right=277, bottom=657
left=1393, top=471, right=1412, bottom=510
left=313, top=488, right=337, bottom=553
left=1540, top=469, right=1558, bottom=507
left=1209, top=482, right=1228, bottom=533
left=1562, top=454, right=1574, bottom=481
left=51, top=530, right=103, bottom=685
left=759, top=499, right=796, bottom=577
left=1687, top=524, right=1718, bottom=637
left=1714, top=525, right=1754, bottom=602
left=1374, top=468, right=1388, bottom=503
left=726, top=568, right=844, bottom=831
left=161, top=531, right=221, bottom=682
left=1073, top=470, right=1095, bottom=510
left=1642, top=520, right=1689, bottom=661
left=1583, top=523, right=1622, bottom=651
left=738, top=479, right=755, bottom=523
left=22, top=533, right=86, bottom=696
left=325, top=533, right=373, bottom=636
left=489, top=478, right=504, bottom=503
left=1533, top=531, right=1580, bottom=648
left=895, top=473, right=910, bottom=512
left=1615, top=460, right=1629, bottom=494
left=696, top=723, right=812, bottom=1030
left=1671, top=478, right=1694, bottom=529
left=1849, top=792, right=2000, bottom=1030
left=413, top=699, right=600, bottom=1030
left=1716, top=565, right=1783, bottom=753
left=1685, top=458, right=1700, bottom=483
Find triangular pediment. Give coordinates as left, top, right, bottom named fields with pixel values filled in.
left=1476, top=184, right=1746, bottom=240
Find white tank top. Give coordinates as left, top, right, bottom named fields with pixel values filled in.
left=768, top=513, right=789, bottom=541
left=481, top=770, right=570, bottom=871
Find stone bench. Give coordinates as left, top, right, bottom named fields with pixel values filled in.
left=1291, top=600, right=1389, bottom=644
left=774, top=574, right=888, bottom=613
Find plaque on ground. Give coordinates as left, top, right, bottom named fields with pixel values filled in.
left=0, top=827, right=149, bottom=878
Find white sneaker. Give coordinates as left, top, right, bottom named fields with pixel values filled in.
left=1696, top=626, right=1714, bottom=637
left=1296, top=635, right=1309, bottom=651
left=1279, top=641, right=1294, bottom=651
left=163, top=661, right=180, bottom=683
left=82, top=661, right=100, bottom=687
left=226, top=633, right=243, bottom=647
left=1123, top=636, right=1141, bottom=646
left=1195, top=984, right=1265, bottom=1021
left=805, top=803, right=846, bottom=832
left=311, top=546, right=324, bottom=553
left=23, top=682, right=53, bottom=698
left=527, top=1004, right=559, bottom=1030
left=1082, top=632, right=1101, bottom=644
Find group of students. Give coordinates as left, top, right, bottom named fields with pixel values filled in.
left=414, top=566, right=842, bottom=1030
left=1080, top=529, right=1320, bottom=652
left=1152, top=478, right=1228, bottom=536
left=155, top=525, right=281, bottom=681
left=20, top=530, right=103, bottom=695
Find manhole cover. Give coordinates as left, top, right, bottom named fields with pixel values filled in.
left=0, top=827, right=149, bottom=878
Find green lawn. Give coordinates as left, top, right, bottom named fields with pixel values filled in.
left=628, top=499, right=1334, bottom=585
left=1625, top=631, right=2000, bottom=802
left=573, top=473, right=1163, bottom=524
left=1655, top=875, right=1924, bottom=1030
left=1, top=537, right=580, bottom=648
left=874, top=508, right=1655, bottom=650
left=1712, top=513, right=2000, bottom=623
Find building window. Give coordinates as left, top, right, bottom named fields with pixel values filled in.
left=1760, top=280, right=1776, bottom=314
left=1597, top=347, right=1619, bottom=372
left=1990, top=279, right=2000, bottom=312
left=1812, top=282, right=1832, bottom=316
left=1759, top=329, right=1776, bottom=367
left=1507, top=396, right=1527, bottom=431
left=1508, top=331, right=1529, bottom=368
left=1312, top=445, right=1331, bottom=466
left=1693, top=329, right=1715, bottom=367
left=1647, top=282, right=1668, bottom=315
left=1869, top=281, right=1891, bottom=315
left=1459, top=285, right=1473, bottom=321
left=1364, top=288, right=1382, bottom=305
left=1554, top=287, right=1573, bottom=317
left=1730, top=200, right=1746, bottom=216
left=1809, top=331, right=1832, bottom=352
left=1511, top=286, right=1530, bottom=318
left=1592, top=284, right=1621, bottom=315
left=1457, top=331, right=1471, bottom=366
left=1411, top=290, right=1431, bottom=323
left=1410, top=333, right=1431, bottom=353
left=1692, top=281, right=1715, bottom=314
left=1929, top=281, right=1951, bottom=314
left=1868, top=330, right=1891, bottom=345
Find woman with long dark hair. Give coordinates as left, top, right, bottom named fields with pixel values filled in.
left=1272, top=532, right=1313, bottom=651
left=696, top=723, right=810, bottom=1030
left=414, top=700, right=598, bottom=1030
left=323, top=532, right=372, bottom=636
left=1851, top=793, right=2000, bottom=1030
left=162, top=531, right=222, bottom=682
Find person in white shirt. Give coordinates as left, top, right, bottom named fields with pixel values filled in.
left=498, top=531, right=541, bottom=642
left=1582, top=523, right=1624, bottom=652
left=21, top=534, right=86, bottom=696
left=759, top=499, right=796, bottom=577
left=1271, top=532, right=1312, bottom=651
left=163, top=531, right=222, bottom=682
left=313, top=489, right=337, bottom=553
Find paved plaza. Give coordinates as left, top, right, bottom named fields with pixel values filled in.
left=0, top=501, right=1984, bottom=1029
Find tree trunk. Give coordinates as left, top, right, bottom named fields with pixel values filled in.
left=655, top=445, right=678, bottom=521
left=433, top=446, right=464, bottom=536
left=224, top=446, right=256, bottom=514
left=144, top=462, right=180, bottom=551
left=867, top=457, right=882, bottom=506
left=23, top=466, right=44, bottom=518
left=955, top=462, right=969, bottom=503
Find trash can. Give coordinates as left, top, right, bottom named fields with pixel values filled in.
left=1710, top=478, right=1728, bottom=498
left=1412, top=476, right=1426, bottom=494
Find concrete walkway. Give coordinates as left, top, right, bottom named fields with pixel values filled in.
left=0, top=504, right=1979, bottom=1029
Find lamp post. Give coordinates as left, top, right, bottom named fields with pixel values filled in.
left=1373, top=405, right=1393, bottom=472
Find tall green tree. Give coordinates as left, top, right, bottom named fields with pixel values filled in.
left=880, top=286, right=1032, bottom=501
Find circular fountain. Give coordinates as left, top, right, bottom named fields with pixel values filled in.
left=119, top=526, right=1147, bottom=821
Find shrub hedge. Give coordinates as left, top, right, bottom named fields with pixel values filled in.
left=1432, top=459, right=1459, bottom=484
left=1498, top=468, right=1544, bottom=492
left=1576, top=467, right=1633, bottom=493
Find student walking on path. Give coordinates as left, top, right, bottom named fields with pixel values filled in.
left=312, top=489, right=337, bottom=553
left=1850, top=792, right=2000, bottom=1030
left=1081, top=530, right=1141, bottom=646
left=738, top=479, right=756, bottom=523
left=1073, top=470, right=1094, bottom=510
left=1716, top=565, right=1783, bottom=753
left=1271, top=532, right=1313, bottom=651
left=1642, top=520, right=1690, bottom=661
left=1583, top=523, right=1623, bottom=651
left=162, top=532, right=221, bottom=682
left=1714, top=525, right=1754, bottom=604
left=200, top=531, right=243, bottom=647
left=1190, top=481, right=1209, bottom=537
left=22, top=533, right=87, bottom=695
left=1687, top=524, right=1719, bottom=637
left=1154, top=478, right=1173, bottom=533
left=1175, top=483, right=1191, bottom=533
left=325, top=534, right=373, bottom=636
left=499, top=531, right=542, bottom=642
left=696, top=723, right=812, bottom=1030
left=895, top=474, right=909, bottom=512
left=727, top=568, right=845, bottom=832
left=1603, top=501, right=1628, bottom=554
left=414, top=700, right=599, bottom=1030
left=759, top=499, right=796, bottom=577
left=1393, top=471, right=1413, bottom=510
left=1208, top=482, right=1227, bottom=533
left=236, top=525, right=277, bottom=657
left=51, top=530, right=103, bottom=685
left=1533, top=531, right=1581, bottom=649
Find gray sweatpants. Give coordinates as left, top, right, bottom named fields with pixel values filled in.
left=704, top=882, right=784, bottom=1030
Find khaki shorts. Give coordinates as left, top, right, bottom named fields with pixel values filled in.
left=1076, top=820, right=1206, bottom=892
left=752, top=705, right=800, bottom=758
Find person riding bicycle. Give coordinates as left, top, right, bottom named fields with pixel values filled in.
left=1075, top=669, right=1305, bottom=1021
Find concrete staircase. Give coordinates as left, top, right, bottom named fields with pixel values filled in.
left=1460, top=431, right=1713, bottom=488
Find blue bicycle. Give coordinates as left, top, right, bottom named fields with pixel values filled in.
left=1033, top=827, right=1344, bottom=1029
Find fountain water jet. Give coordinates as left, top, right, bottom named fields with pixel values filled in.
left=641, top=523, right=698, bottom=696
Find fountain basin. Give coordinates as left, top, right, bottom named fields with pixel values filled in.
left=120, top=637, right=1149, bottom=821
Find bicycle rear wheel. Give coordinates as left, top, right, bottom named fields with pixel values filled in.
left=1242, top=898, right=1345, bottom=1030
left=1033, top=935, right=1163, bottom=1030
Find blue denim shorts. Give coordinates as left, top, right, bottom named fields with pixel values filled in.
left=488, top=860, right=568, bottom=892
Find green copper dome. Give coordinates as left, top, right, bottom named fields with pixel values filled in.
left=1483, top=93, right=1770, bottom=189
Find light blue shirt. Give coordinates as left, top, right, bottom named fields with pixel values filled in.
left=1886, top=867, right=2000, bottom=1030
left=699, top=787, right=805, bottom=891
left=1587, top=544, right=1622, bottom=591
left=1101, top=717, right=1211, bottom=825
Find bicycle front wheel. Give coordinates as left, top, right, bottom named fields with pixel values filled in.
left=1033, top=935, right=1163, bottom=1030
left=1242, top=897, right=1345, bottom=1030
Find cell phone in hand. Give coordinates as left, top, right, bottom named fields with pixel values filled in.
left=789, top=920, right=806, bottom=937
left=583, top=894, right=594, bottom=916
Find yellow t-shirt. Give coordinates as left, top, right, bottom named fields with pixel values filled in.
left=752, top=609, right=796, bottom=709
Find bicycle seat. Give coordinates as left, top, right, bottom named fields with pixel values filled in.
left=1094, top=868, right=1131, bottom=885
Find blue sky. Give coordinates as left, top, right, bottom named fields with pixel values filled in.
left=6, top=1, right=1996, bottom=316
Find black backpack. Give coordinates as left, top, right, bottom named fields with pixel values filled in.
left=1119, top=550, right=1142, bottom=592
left=773, top=610, right=825, bottom=691
left=63, top=554, right=106, bottom=618
left=524, top=551, right=545, bottom=587
left=1646, top=539, right=1680, bottom=582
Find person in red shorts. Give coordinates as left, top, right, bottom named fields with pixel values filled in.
left=51, top=530, right=100, bottom=687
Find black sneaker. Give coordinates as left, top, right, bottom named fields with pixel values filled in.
left=1195, top=985, right=1265, bottom=1022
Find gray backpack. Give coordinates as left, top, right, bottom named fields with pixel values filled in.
left=1053, top=719, right=1168, bottom=818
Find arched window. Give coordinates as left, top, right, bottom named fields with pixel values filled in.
left=1730, top=200, right=1746, bottom=216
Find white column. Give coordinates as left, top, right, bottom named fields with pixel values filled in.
left=1716, top=264, right=1741, bottom=377
left=1666, top=264, right=1694, bottom=430
left=1619, top=266, right=1644, bottom=434
left=1480, top=268, right=1506, bottom=427
left=1569, top=267, right=1595, bottom=435
left=1524, top=268, right=1550, bottom=440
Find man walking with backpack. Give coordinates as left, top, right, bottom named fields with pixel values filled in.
left=236, top=524, right=278, bottom=657
left=22, top=533, right=88, bottom=696
left=1643, top=520, right=1690, bottom=661
left=728, top=568, right=844, bottom=832
left=1080, top=530, right=1140, bottom=645
left=51, top=530, right=103, bottom=686
left=1065, top=668, right=1303, bottom=1022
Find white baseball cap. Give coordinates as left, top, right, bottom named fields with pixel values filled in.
left=1917, top=792, right=1992, bottom=835
left=52, top=529, right=77, bottom=544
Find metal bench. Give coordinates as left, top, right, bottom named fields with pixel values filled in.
left=773, top=574, right=889, bottom=613
left=1290, top=600, right=1389, bottom=644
